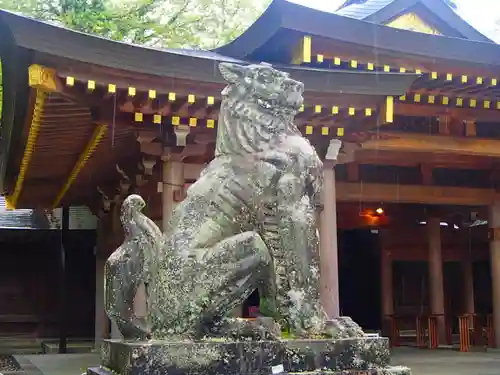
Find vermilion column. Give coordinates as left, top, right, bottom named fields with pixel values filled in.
left=381, top=247, right=394, bottom=318
left=319, top=139, right=342, bottom=319
left=428, top=216, right=446, bottom=343
left=162, top=159, right=184, bottom=232
left=463, top=259, right=475, bottom=314
left=489, top=203, right=500, bottom=347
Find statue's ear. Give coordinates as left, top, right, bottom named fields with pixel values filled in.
left=219, top=63, right=248, bottom=84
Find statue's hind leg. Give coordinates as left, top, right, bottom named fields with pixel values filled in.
left=104, top=251, right=150, bottom=340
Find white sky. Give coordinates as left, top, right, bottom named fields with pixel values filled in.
left=290, top=0, right=500, bottom=42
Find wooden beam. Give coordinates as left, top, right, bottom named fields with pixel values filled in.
left=355, top=149, right=496, bottom=169
left=336, top=182, right=498, bottom=205
left=395, top=102, right=500, bottom=122
left=362, top=132, right=500, bottom=158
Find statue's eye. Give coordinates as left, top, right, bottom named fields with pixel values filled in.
left=259, top=72, right=273, bottom=83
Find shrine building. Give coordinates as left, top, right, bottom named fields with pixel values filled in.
left=1, top=0, right=500, bottom=352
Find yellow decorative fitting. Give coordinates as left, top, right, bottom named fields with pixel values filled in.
left=416, top=69, right=422, bottom=75
left=350, top=60, right=358, bottom=68
left=153, top=114, right=162, bottom=124
left=442, top=96, right=449, bottom=105
left=168, top=92, right=176, bottom=101
left=108, top=84, right=116, bottom=93
left=148, top=89, right=157, bottom=99
left=305, top=125, right=313, bottom=135
left=367, top=63, right=374, bottom=71
left=172, top=116, right=180, bottom=126
left=337, top=128, right=345, bottom=137
left=321, top=127, right=329, bottom=135
left=428, top=95, right=435, bottom=104
left=317, top=54, right=324, bottom=63
left=189, top=118, right=197, bottom=127
left=384, top=65, right=390, bottom=72
left=188, top=94, right=196, bottom=104
left=470, top=98, right=477, bottom=108
left=5, top=89, right=48, bottom=209
left=66, top=76, right=75, bottom=86
left=128, top=87, right=136, bottom=96
left=87, top=80, right=96, bottom=90
left=399, top=95, right=406, bottom=101
left=52, top=124, right=107, bottom=208
left=446, top=73, right=453, bottom=81
left=334, top=57, right=341, bottom=65
left=207, top=119, right=215, bottom=128
left=461, top=75, right=468, bottom=84
left=385, top=96, right=394, bottom=123
left=414, top=94, right=421, bottom=103
left=314, top=105, right=322, bottom=113
left=28, top=64, right=57, bottom=91
left=492, top=78, right=498, bottom=86
left=365, top=108, right=373, bottom=116
left=484, top=100, right=491, bottom=109
left=303, top=36, right=312, bottom=63
left=299, top=105, right=304, bottom=112
left=207, top=96, right=215, bottom=105
left=497, top=101, right=500, bottom=110
left=400, top=67, right=406, bottom=73
left=332, top=106, right=339, bottom=115
left=431, top=72, right=438, bottom=80
left=134, top=112, right=143, bottom=122
left=348, top=107, right=355, bottom=116
left=477, top=77, right=484, bottom=85
left=456, top=97, right=463, bottom=107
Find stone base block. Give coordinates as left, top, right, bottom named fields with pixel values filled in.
left=88, top=336, right=410, bottom=375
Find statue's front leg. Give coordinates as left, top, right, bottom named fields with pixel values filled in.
left=276, top=175, right=327, bottom=336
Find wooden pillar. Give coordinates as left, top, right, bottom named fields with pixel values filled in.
left=489, top=202, right=500, bottom=348
left=94, top=254, right=106, bottom=349
left=428, top=216, right=446, bottom=344
left=58, top=207, right=69, bottom=353
left=381, top=247, right=394, bottom=318
left=319, top=139, right=342, bottom=319
left=463, top=259, right=475, bottom=314
left=162, top=159, right=184, bottom=233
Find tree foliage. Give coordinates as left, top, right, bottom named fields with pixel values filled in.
left=0, top=0, right=269, bottom=48
left=0, top=0, right=270, bottom=119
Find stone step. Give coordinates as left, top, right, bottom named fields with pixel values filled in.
left=41, top=341, right=94, bottom=354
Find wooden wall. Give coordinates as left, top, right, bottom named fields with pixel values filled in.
left=0, top=230, right=96, bottom=338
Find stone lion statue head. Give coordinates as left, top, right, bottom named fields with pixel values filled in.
left=219, top=62, right=304, bottom=117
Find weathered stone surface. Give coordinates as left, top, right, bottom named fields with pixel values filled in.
left=90, top=336, right=408, bottom=375
left=103, top=62, right=341, bottom=340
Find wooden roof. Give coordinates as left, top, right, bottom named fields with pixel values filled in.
left=216, top=0, right=500, bottom=72
left=336, top=0, right=491, bottom=42
left=0, top=10, right=417, bottom=209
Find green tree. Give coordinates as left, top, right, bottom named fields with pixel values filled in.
left=0, top=0, right=269, bottom=48
left=0, top=0, right=270, bottom=118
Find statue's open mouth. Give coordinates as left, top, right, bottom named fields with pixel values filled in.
left=257, top=95, right=303, bottom=113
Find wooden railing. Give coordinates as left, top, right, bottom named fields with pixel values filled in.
left=384, top=313, right=496, bottom=351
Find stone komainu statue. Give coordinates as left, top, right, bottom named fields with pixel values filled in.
left=104, top=62, right=362, bottom=340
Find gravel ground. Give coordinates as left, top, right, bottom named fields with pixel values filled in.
left=0, top=355, right=21, bottom=372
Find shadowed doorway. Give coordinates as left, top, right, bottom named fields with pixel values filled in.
left=338, top=229, right=382, bottom=331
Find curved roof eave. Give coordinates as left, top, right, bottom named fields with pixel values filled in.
left=0, top=8, right=417, bottom=95
left=216, top=0, right=500, bottom=68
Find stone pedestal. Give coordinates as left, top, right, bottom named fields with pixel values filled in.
left=88, top=334, right=410, bottom=375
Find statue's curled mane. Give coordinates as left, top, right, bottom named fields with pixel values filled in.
left=215, top=63, right=303, bottom=157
